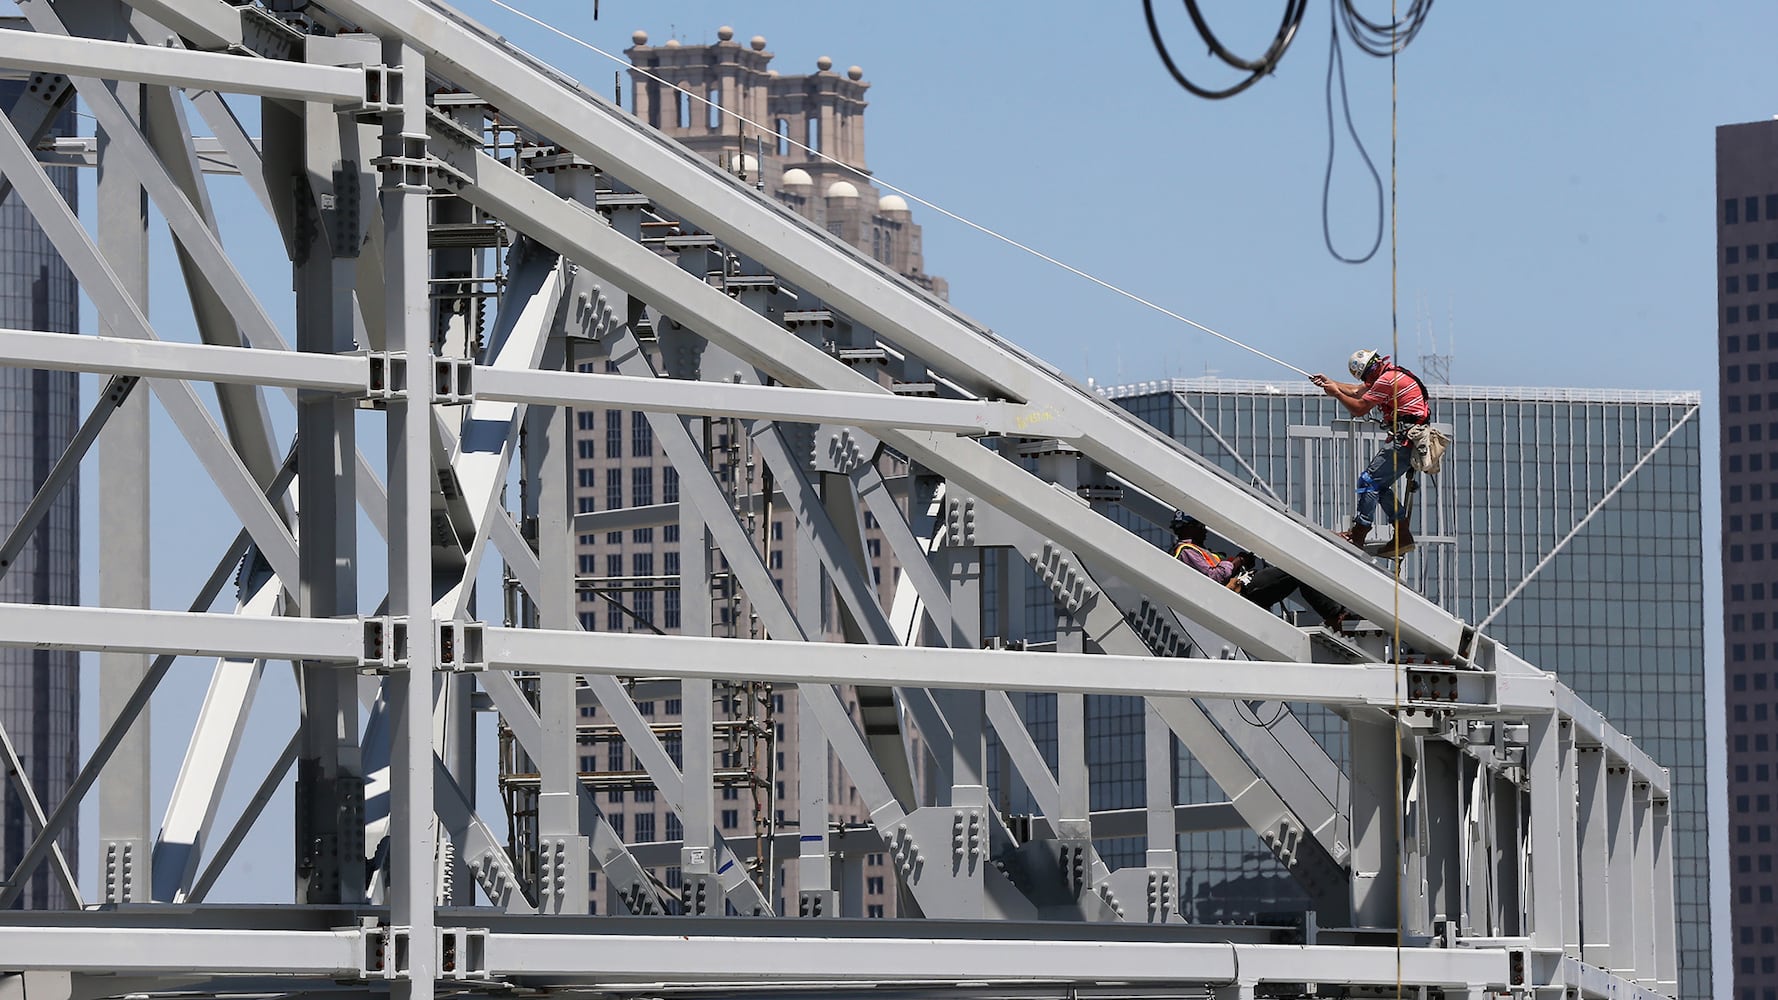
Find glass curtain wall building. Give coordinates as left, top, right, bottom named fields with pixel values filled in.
left=1095, top=377, right=1707, bottom=998
left=0, top=75, right=79, bottom=911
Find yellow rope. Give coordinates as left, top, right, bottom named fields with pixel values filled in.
left=1389, top=3, right=1405, bottom=998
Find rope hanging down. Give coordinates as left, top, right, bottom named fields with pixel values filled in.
left=1144, top=1, right=1434, bottom=265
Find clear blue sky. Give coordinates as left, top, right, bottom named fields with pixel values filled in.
left=57, top=1, right=1763, bottom=983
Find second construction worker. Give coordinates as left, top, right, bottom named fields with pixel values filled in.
left=1170, top=512, right=1348, bottom=630
left=1311, top=348, right=1432, bottom=557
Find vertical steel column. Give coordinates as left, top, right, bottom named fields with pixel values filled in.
left=937, top=545, right=985, bottom=915
left=1142, top=702, right=1178, bottom=922
left=1556, top=719, right=1582, bottom=958
left=1489, top=770, right=1522, bottom=937
left=1418, top=736, right=1463, bottom=936
left=522, top=159, right=583, bottom=912
left=1604, top=759, right=1635, bottom=978
left=435, top=108, right=485, bottom=902
left=1651, top=793, right=1677, bottom=993
left=1631, top=780, right=1655, bottom=985
left=1347, top=714, right=1399, bottom=928
left=796, top=690, right=835, bottom=917
left=380, top=40, right=435, bottom=998
left=94, top=29, right=151, bottom=903
left=294, top=99, right=365, bottom=906
left=528, top=333, right=586, bottom=913
left=1524, top=713, right=1563, bottom=950
left=1576, top=745, right=1612, bottom=967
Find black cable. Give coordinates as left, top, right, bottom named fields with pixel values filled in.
left=1184, top=0, right=1309, bottom=73
left=1340, top=0, right=1433, bottom=57
left=1321, top=5, right=1385, bottom=265
left=1143, top=0, right=1306, bottom=101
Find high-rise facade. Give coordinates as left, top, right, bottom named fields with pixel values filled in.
left=1718, top=118, right=1778, bottom=1000
left=0, top=75, right=79, bottom=911
left=1098, top=377, right=1707, bottom=998
left=498, top=27, right=945, bottom=917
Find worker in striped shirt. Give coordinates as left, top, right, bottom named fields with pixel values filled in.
left=1311, top=349, right=1432, bottom=558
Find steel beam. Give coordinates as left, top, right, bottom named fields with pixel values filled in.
left=474, top=367, right=1045, bottom=436
left=381, top=35, right=437, bottom=1000
left=482, top=625, right=1396, bottom=703
left=0, top=29, right=361, bottom=103
left=0, top=327, right=364, bottom=390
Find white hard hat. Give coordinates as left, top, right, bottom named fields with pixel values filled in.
left=1348, top=348, right=1382, bottom=380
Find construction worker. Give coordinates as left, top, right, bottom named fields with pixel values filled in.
left=1170, top=512, right=1348, bottom=630
left=1310, top=348, right=1432, bottom=557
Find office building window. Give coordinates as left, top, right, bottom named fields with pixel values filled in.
left=632, top=412, right=654, bottom=456
left=663, top=466, right=679, bottom=503
left=721, top=809, right=739, bottom=830
left=633, top=467, right=654, bottom=507
left=1729, top=198, right=1742, bottom=224
left=606, top=410, right=623, bottom=457
left=578, top=411, right=596, bottom=431
left=607, top=468, right=624, bottom=509
left=635, top=813, right=655, bottom=843
left=578, top=439, right=596, bottom=459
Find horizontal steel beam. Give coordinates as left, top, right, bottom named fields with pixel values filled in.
left=0, top=603, right=361, bottom=662
left=0, top=926, right=363, bottom=976
left=480, top=932, right=1509, bottom=988
left=38, top=135, right=244, bottom=175
left=484, top=626, right=1397, bottom=704
left=474, top=367, right=1053, bottom=437
left=0, top=328, right=364, bottom=392
left=0, top=29, right=360, bottom=103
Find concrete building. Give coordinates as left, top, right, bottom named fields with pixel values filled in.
left=1718, top=117, right=1778, bottom=1000
left=0, top=75, right=79, bottom=911
left=505, top=26, right=949, bottom=917
left=1097, top=377, right=1708, bottom=998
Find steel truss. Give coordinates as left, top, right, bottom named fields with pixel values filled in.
left=0, top=2, right=1675, bottom=999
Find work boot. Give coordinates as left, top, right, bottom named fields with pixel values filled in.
left=1337, top=522, right=1370, bottom=550
left=1375, top=521, right=1417, bottom=558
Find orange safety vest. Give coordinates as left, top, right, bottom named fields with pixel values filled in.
left=1171, top=541, right=1220, bottom=567
left=1172, top=541, right=1246, bottom=592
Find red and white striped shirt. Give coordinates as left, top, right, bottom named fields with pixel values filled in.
left=1358, top=363, right=1430, bottom=428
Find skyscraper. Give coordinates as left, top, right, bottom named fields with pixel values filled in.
left=0, top=73, right=80, bottom=911
left=1718, top=117, right=1778, bottom=1000
left=1100, top=376, right=1707, bottom=998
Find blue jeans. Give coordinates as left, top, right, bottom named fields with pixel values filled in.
left=1354, top=441, right=1414, bottom=527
